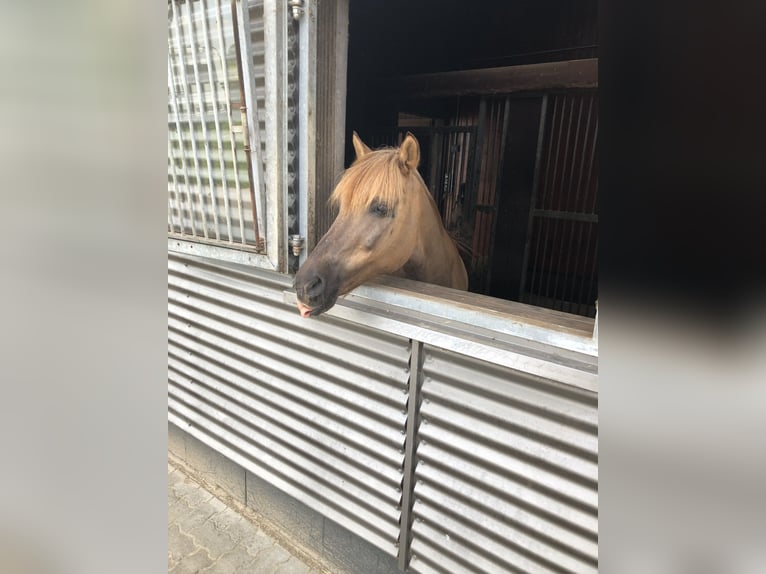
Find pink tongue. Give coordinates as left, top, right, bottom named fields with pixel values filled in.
left=297, top=301, right=313, bottom=318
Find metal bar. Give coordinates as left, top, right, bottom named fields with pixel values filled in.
left=574, top=115, right=599, bottom=314
left=518, top=94, right=549, bottom=301
left=527, top=94, right=559, bottom=302
left=171, top=0, right=209, bottom=239
left=564, top=95, right=595, bottom=309
left=168, top=195, right=174, bottom=233
left=483, top=96, right=512, bottom=292
left=537, top=94, right=567, bottom=301
left=235, top=0, right=267, bottom=250
left=545, top=96, right=575, bottom=308
left=168, top=237, right=276, bottom=270
left=200, top=0, right=232, bottom=241
left=552, top=95, right=585, bottom=309
left=385, top=58, right=598, bottom=99
left=481, top=100, right=500, bottom=262
left=264, top=0, right=289, bottom=271
left=399, top=340, right=423, bottom=572
left=436, top=131, right=449, bottom=213
left=466, top=98, right=487, bottom=245
left=167, top=44, right=197, bottom=238
left=574, top=95, right=594, bottom=214
left=296, top=0, right=317, bottom=265
left=187, top=0, right=221, bottom=240
left=213, top=0, right=246, bottom=244
left=472, top=100, right=494, bottom=262
left=230, top=0, right=258, bottom=246
left=167, top=137, right=184, bottom=233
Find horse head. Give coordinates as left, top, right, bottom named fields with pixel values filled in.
left=295, top=131, right=467, bottom=317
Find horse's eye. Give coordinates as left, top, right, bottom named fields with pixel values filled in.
left=370, top=202, right=389, bottom=217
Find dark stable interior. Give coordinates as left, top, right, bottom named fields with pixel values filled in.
left=344, top=0, right=599, bottom=317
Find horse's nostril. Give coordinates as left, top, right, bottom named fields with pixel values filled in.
left=306, top=275, right=324, bottom=298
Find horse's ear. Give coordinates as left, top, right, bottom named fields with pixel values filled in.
left=398, top=132, right=420, bottom=173
left=352, top=131, right=372, bottom=159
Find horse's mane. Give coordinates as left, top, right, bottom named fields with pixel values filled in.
left=330, top=148, right=411, bottom=214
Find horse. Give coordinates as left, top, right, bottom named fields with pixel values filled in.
left=294, top=131, right=468, bottom=317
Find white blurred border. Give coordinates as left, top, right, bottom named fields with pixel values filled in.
left=0, top=2, right=168, bottom=573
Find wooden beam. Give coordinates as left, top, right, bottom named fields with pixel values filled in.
left=383, top=58, right=598, bottom=99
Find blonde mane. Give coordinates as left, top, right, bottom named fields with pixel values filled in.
left=330, top=148, right=411, bottom=214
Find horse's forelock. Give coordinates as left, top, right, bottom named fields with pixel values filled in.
left=330, top=150, right=411, bottom=214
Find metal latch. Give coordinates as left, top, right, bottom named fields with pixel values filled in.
left=288, top=0, right=303, bottom=20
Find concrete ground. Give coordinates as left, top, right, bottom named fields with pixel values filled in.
left=168, top=457, right=330, bottom=573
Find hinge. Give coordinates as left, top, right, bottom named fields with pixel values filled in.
left=288, top=0, right=304, bottom=20
left=288, top=235, right=305, bottom=256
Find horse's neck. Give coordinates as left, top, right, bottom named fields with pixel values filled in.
left=402, top=187, right=460, bottom=286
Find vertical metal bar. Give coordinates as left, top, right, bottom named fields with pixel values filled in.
left=564, top=95, right=595, bottom=310
left=296, top=0, right=317, bottom=265
left=399, top=340, right=424, bottom=572
left=527, top=94, right=559, bottom=302
left=479, top=101, right=497, bottom=269
left=187, top=0, right=221, bottom=240
left=171, top=0, right=209, bottom=239
left=199, top=0, right=233, bottom=242
left=573, top=95, right=593, bottom=214
left=167, top=54, right=197, bottom=238
left=466, top=99, right=486, bottom=241
left=480, top=100, right=501, bottom=286
left=574, top=114, right=599, bottom=314
left=470, top=100, right=491, bottom=263
left=437, top=130, right=449, bottom=214
left=264, top=0, right=289, bottom=271
left=537, top=94, right=568, bottom=302
left=213, top=0, right=246, bottom=244
left=545, top=95, right=575, bottom=308
left=518, top=94, right=549, bottom=302
left=167, top=138, right=184, bottom=233
left=465, top=125, right=480, bottom=277
left=235, top=0, right=267, bottom=249
left=552, top=95, right=585, bottom=310
left=484, top=96, right=512, bottom=292
left=230, top=0, right=258, bottom=246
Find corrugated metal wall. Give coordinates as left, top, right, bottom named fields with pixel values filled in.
left=410, top=346, right=598, bottom=574
left=168, top=252, right=409, bottom=556
left=167, top=250, right=597, bottom=570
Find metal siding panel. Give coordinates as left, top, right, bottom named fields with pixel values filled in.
left=410, top=346, right=598, bottom=574
left=168, top=252, right=408, bottom=557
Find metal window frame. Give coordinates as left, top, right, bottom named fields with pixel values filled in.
left=167, top=0, right=292, bottom=272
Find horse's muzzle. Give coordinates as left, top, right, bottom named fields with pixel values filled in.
left=294, top=267, right=341, bottom=318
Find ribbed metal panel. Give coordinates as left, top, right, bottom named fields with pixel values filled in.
left=167, top=252, right=409, bottom=556
left=410, top=346, right=598, bottom=574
